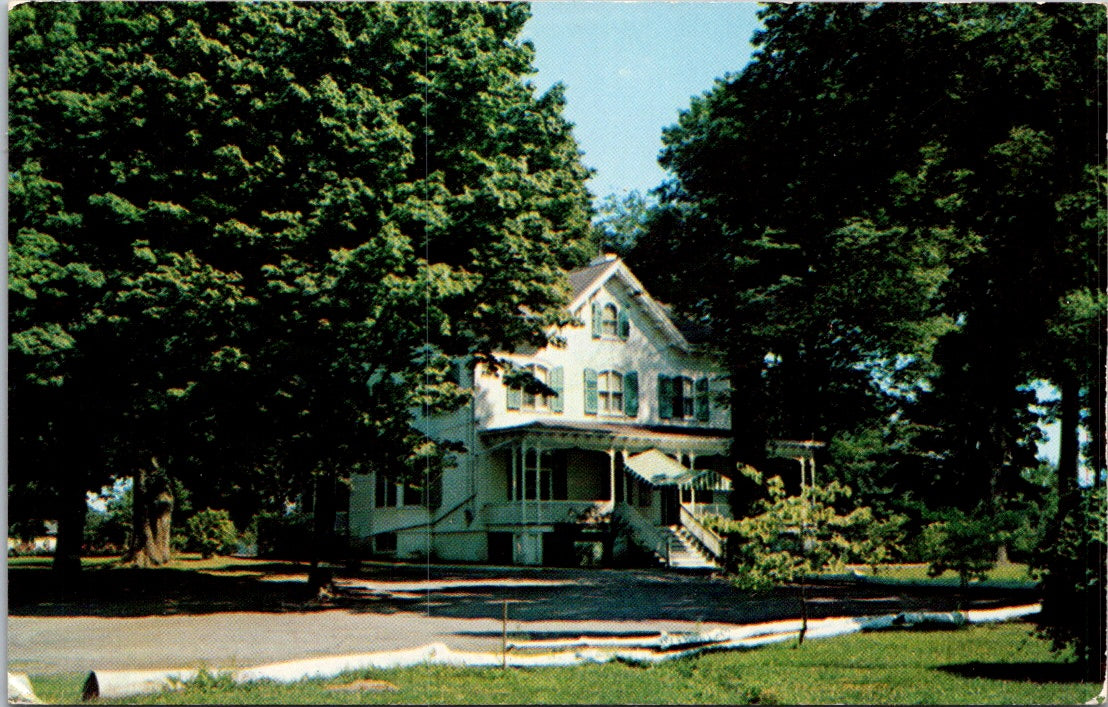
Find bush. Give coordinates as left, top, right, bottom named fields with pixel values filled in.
left=185, top=508, right=239, bottom=558
left=919, top=507, right=1001, bottom=587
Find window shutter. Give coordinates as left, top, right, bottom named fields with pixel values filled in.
left=591, top=302, right=601, bottom=338
left=658, top=374, right=672, bottom=419
left=617, top=309, right=630, bottom=340
left=506, top=379, right=522, bottom=410
left=696, top=377, right=710, bottom=422
left=549, top=366, right=564, bottom=412
left=623, top=371, right=639, bottom=417
left=584, top=368, right=598, bottom=415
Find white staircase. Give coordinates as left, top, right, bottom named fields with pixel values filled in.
left=615, top=503, right=722, bottom=571
left=662, top=525, right=719, bottom=570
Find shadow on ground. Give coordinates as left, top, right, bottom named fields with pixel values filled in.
left=8, top=561, right=324, bottom=617
left=9, top=558, right=1040, bottom=624
left=936, top=661, right=1086, bottom=683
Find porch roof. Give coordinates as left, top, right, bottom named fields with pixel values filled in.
left=479, top=419, right=731, bottom=455
left=624, top=449, right=697, bottom=486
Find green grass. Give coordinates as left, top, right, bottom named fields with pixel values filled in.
left=28, top=623, right=1100, bottom=705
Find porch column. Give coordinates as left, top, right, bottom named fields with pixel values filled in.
left=520, top=443, right=528, bottom=525
left=535, top=442, right=543, bottom=523
left=689, top=454, right=697, bottom=515
left=509, top=443, right=517, bottom=501
left=810, top=454, right=817, bottom=488
left=608, top=449, right=616, bottom=510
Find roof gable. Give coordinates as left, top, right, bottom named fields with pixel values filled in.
left=568, top=256, right=691, bottom=352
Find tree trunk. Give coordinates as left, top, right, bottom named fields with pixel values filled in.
left=123, top=460, right=174, bottom=567
left=1057, top=372, right=1080, bottom=505
left=308, top=470, right=337, bottom=595
left=52, top=470, right=87, bottom=576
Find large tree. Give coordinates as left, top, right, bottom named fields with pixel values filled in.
left=638, top=3, right=1104, bottom=511
left=9, top=2, right=593, bottom=570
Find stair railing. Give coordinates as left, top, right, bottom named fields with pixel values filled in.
left=679, top=504, right=724, bottom=560
left=615, top=503, right=672, bottom=568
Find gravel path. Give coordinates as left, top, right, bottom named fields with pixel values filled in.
left=8, top=564, right=1036, bottom=674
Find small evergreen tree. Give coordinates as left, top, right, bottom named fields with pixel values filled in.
left=918, top=507, right=1002, bottom=588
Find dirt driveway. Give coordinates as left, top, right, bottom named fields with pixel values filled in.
left=8, top=561, right=1036, bottom=674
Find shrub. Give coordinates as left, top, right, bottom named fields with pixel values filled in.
left=185, top=509, right=239, bottom=558
left=918, top=507, right=1001, bottom=587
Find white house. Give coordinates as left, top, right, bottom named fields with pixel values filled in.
left=347, top=255, right=733, bottom=569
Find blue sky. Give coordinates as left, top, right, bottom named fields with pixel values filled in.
left=523, top=2, right=761, bottom=199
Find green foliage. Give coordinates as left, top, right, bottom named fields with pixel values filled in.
left=717, top=474, right=903, bottom=591
left=184, top=509, right=238, bottom=559
left=9, top=2, right=594, bottom=564
left=918, top=508, right=1002, bottom=588
left=252, top=511, right=314, bottom=560
left=1032, top=485, right=1107, bottom=681
left=640, top=2, right=1105, bottom=512
left=592, top=190, right=656, bottom=257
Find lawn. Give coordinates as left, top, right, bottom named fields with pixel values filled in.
left=26, top=622, right=1100, bottom=705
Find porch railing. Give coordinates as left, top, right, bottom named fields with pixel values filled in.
left=689, top=502, right=732, bottom=520
left=614, top=503, right=672, bottom=568
left=483, top=500, right=608, bottom=526
left=679, top=504, right=724, bottom=560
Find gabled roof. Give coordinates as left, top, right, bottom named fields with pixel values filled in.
left=567, top=255, right=692, bottom=352
left=568, top=257, right=619, bottom=303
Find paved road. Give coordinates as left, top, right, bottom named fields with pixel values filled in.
left=8, top=564, right=1035, bottom=674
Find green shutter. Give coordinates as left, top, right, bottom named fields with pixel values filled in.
left=617, top=309, right=630, bottom=340
left=584, top=368, right=598, bottom=415
left=624, top=371, right=639, bottom=417
left=658, top=374, right=672, bottom=419
left=695, top=377, right=710, bottom=422
left=549, top=366, right=564, bottom=412
left=506, top=379, right=522, bottom=410
left=591, top=302, right=601, bottom=338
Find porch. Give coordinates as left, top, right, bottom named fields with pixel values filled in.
left=478, top=420, right=733, bottom=568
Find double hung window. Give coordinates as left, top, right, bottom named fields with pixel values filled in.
left=584, top=369, right=639, bottom=417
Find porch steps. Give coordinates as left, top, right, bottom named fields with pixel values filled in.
left=661, top=526, right=719, bottom=571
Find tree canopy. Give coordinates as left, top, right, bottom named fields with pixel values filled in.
left=9, top=2, right=594, bottom=568
left=633, top=1, right=1105, bottom=677
left=636, top=2, right=1104, bottom=509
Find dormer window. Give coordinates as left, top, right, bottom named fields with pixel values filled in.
left=591, top=301, right=630, bottom=341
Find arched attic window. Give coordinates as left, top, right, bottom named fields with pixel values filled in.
left=591, top=301, right=630, bottom=340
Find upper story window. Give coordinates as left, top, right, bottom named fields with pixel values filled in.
left=375, top=473, right=424, bottom=508
left=584, top=368, right=638, bottom=417
left=659, top=374, right=711, bottom=422
left=523, top=365, right=550, bottom=410
left=597, top=371, right=623, bottom=414
left=506, top=364, right=564, bottom=413
left=591, top=301, right=630, bottom=341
